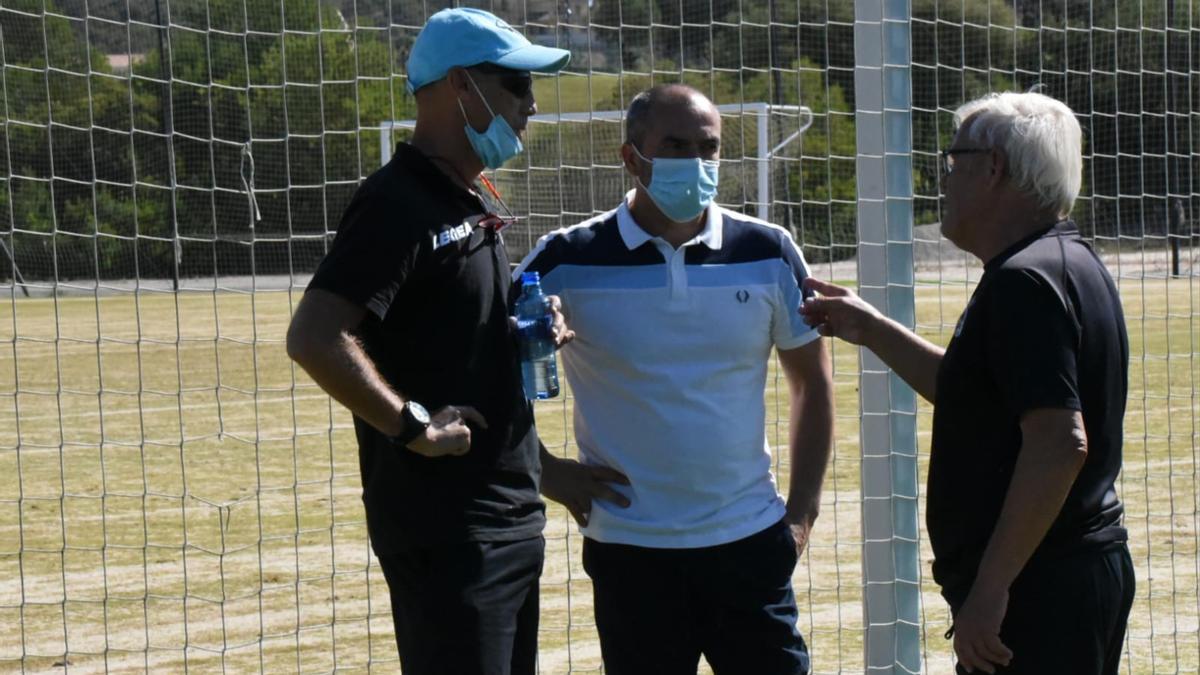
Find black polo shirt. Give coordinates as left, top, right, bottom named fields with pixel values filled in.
left=307, top=143, right=544, bottom=554
left=927, top=220, right=1128, bottom=598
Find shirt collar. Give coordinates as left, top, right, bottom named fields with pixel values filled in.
left=616, top=190, right=724, bottom=251
left=396, top=142, right=479, bottom=203
left=983, top=219, right=1080, bottom=272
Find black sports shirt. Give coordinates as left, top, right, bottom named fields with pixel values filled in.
left=927, top=220, right=1128, bottom=597
left=307, top=143, right=544, bottom=554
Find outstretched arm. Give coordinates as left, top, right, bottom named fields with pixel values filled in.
left=799, top=277, right=944, bottom=402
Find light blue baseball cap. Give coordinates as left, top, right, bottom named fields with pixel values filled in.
left=406, top=8, right=571, bottom=93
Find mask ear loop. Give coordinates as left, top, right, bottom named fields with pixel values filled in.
left=462, top=70, right=499, bottom=120
left=629, top=143, right=655, bottom=166
left=629, top=143, right=655, bottom=192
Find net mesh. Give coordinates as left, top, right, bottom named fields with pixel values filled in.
left=0, top=0, right=1196, bottom=673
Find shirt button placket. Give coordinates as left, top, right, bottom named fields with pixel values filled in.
left=668, top=246, right=688, bottom=304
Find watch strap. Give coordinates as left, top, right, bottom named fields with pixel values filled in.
left=393, top=402, right=429, bottom=446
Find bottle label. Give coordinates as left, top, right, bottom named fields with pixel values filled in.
left=517, top=314, right=555, bottom=360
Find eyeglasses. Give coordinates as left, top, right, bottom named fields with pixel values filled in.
left=460, top=215, right=501, bottom=255
left=477, top=213, right=512, bottom=233
left=470, top=63, right=533, bottom=99
left=940, top=147, right=991, bottom=174
left=459, top=213, right=522, bottom=255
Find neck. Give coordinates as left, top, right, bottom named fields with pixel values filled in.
left=970, top=194, right=1063, bottom=263
left=628, top=188, right=706, bottom=249
left=410, top=117, right=484, bottom=190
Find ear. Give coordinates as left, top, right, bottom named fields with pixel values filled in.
left=987, top=148, right=1008, bottom=189
left=619, top=142, right=639, bottom=176
left=445, top=67, right=473, bottom=100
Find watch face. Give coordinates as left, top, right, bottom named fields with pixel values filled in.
left=407, top=401, right=431, bottom=424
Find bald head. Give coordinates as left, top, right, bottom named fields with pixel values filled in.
left=625, top=84, right=719, bottom=149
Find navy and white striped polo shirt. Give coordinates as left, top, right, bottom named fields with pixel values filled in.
left=514, top=194, right=820, bottom=548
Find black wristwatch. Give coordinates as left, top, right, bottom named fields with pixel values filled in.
left=393, top=400, right=431, bottom=446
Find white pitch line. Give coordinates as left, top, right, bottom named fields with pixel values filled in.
left=1, top=393, right=341, bottom=424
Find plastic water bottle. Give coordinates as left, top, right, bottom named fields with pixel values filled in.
left=515, top=271, right=560, bottom=399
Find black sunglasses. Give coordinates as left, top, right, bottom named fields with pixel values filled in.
left=940, top=147, right=991, bottom=174
left=469, top=63, right=534, bottom=99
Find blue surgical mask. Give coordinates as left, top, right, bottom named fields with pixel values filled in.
left=459, top=73, right=524, bottom=169
left=632, top=145, right=720, bottom=223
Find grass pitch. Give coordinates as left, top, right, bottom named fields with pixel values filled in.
left=0, top=272, right=1196, bottom=673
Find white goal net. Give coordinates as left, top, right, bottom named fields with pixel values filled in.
left=0, top=1, right=1196, bottom=673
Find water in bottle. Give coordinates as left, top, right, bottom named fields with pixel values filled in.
left=515, top=271, right=560, bottom=399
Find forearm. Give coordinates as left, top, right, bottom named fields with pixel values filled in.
left=786, top=391, right=833, bottom=518
left=972, top=426, right=1087, bottom=594
left=863, top=315, right=943, bottom=403
left=783, top=346, right=835, bottom=518
left=293, top=331, right=406, bottom=437
left=539, top=441, right=562, bottom=468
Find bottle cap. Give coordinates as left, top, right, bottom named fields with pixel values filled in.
left=521, top=271, right=540, bottom=285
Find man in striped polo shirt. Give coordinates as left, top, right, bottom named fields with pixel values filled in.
left=514, top=84, right=833, bottom=674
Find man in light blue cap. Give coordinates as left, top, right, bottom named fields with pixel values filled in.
left=406, top=7, right=570, bottom=92
left=407, top=7, right=570, bottom=172
left=286, top=7, right=570, bottom=675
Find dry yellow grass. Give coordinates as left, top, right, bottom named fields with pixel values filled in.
left=0, top=272, right=1195, bottom=673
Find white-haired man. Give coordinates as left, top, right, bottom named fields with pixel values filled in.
left=801, top=92, right=1133, bottom=674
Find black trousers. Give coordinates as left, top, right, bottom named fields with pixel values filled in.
left=582, top=519, right=811, bottom=675
left=950, top=543, right=1135, bottom=675
left=377, top=536, right=544, bottom=675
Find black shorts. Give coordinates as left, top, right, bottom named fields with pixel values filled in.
left=950, top=543, right=1135, bottom=675
left=377, top=536, right=544, bottom=675
left=582, top=519, right=810, bottom=675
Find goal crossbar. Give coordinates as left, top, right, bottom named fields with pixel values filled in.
left=380, top=103, right=814, bottom=223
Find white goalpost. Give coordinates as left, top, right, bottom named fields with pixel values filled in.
left=380, top=102, right=814, bottom=225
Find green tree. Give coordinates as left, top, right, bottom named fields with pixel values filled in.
left=0, top=0, right=172, bottom=280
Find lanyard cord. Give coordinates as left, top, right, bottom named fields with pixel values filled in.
left=426, top=154, right=519, bottom=225
left=477, top=173, right=519, bottom=224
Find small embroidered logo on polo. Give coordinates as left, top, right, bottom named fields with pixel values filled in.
left=736, top=290, right=750, bottom=303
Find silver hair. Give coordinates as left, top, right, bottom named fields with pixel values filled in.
left=953, top=92, right=1083, bottom=216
